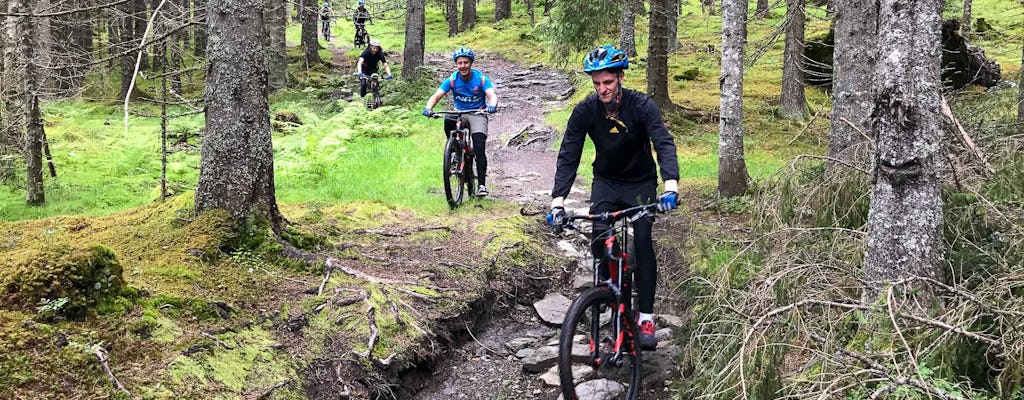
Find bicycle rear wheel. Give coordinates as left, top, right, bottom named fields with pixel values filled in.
left=558, top=286, right=642, bottom=400
left=442, top=136, right=464, bottom=207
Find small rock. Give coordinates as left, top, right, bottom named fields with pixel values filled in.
left=506, top=337, right=537, bottom=352
left=556, top=241, right=581, bottom=258
left=539, top=364, right=594, bottom=386
left=558, top=379, right=623, bottom=400
left=656, top=314, right=684, bottom=328
left=515, top=348, right=535, bottom=359
left=573, top=274, right=593, bottom=289
left=655, top=327, right=672, bottom=341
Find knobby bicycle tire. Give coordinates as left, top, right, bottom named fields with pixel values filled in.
left=558, top=286, right=642, bottom=400
left=442, top=135, right=464, bottom=207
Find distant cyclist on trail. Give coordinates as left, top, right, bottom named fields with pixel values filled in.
left=422, top=46, right=499, bottom=197
left=319, top=1, right=332, bottom=41
left=354, top=39, right=393, bottom=97
left=547, top=45, right=680, bottom=350
left=353, top=0, right=372, bottom=27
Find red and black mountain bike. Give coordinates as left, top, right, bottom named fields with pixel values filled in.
left=428, top=110, right=485, bottom=208
left=551, top=202, right=672, bottom=400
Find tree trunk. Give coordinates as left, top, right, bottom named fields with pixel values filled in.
left=150, top=0, right=165, bottom=71
left=299, top=0, right=321, bottom=65
left=543, top=0, right=551, bottom=16
left=826, top=0, right=878, bottom=170
left=446, top=0, right=459, bottom=37
left=7, top=0, right=45, bottom=205
left=667, top=0, right=680, bottom=52
left=495, top=0, right=511, bottom=21
left=756, top=0, right=769, bottom=18
left=647, top=0, right=673, bottom=109
left=134, top=0, right=149, bottom=70
left=619, top=0, right=637, bottom=57
left=863, top=0, right=944, bottom=297
left=106, top=9, right=117, bottom=68
left=461, top=0, right=476, bottom=30
left=118, top=0, right=134, bottom=100
left=526, top=0, right=534, bottom=25
left=401, top=0, right=424, bottom=80
left=51, top=5, right=94, bottom=93
left=193, top=0, right=206, bottom=56
left=196, top=0, right=281, bottom=227
left=718, top=0, right=749, bottom=197
left=961, top=0, right=972, bottom=36
left=779, top=0, right=806, bottom=119
left=267, top=0, right=287, bottom=91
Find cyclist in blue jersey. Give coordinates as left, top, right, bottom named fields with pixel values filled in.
left=422, top=46, right=499, bottom=197
left=547, top=45, right=680, bottom=350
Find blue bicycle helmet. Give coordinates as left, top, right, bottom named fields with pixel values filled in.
left=358, top=0, right=365, bottom=5
left=583, top=45, right=629, bottom=73
left=452, top=46, right=475, bottom=62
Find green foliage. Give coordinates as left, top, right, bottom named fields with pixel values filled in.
left=540, top=1, right=621, bottom=62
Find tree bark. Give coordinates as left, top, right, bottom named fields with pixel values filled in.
left=543, top=0, right=551, bottom=16
left=401, top=0, right=424, bottom=80
left=646, top=0, right=673, bottom=109
left=461, top=0, right=475, bottom=30
left=526, top=0, right=534, bottom=25
left=7, top=0, right=45, bottom=205
left=196, top=0, right=281, bottom=227
left=446, top=0, right=458, bottom=37
left=826, top=0, right=878, bottom=170
left=134, top=0, right=149, bottom=70
left=266, top=0, right=287, bottom=91
left=193, top=0, right=205, bottom=56
left=619, top=0, right=637, bottom=57
left=863, top=0, right=944, bottom=297
left=718, top=0, right=749, bottom=197
left=960, top=0, right=972, bottom=36
left=779, top=0, right=806, bottom=119
left=495, top=0, right=510, bottom=21
left=667, top=0, right=680, bottom=52
left=755, top=0, right=769, bottom=18
left=299, top=0, right=321, bottom=65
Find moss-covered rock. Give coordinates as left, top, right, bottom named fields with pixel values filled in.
left=0, top=244, right=126, bottom=318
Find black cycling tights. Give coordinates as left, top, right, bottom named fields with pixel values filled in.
left=589, top=178, right=657, bottom=314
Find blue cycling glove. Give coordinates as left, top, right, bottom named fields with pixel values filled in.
left=486, top=105, right=497, bottom=114
left=422, top=109, right=433, bottom=117
left=386, top=74, right=393, bottom=80
left=545, top=206, right=566, bottom=226
left=658, top=191, right=679, bottom=212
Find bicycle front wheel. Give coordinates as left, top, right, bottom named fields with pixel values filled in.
left=442, top=136, right=464, bottom=208
left=558, top=286, right=642, bottom=400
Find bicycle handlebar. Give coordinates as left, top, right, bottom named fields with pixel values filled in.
left=427, top=109, right=490, bottom=118
left=555, top=202, right=668, bottom=232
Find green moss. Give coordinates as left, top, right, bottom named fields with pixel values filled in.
left=0, top=244, right=127, bottom=318
left=169, top=326, right=295, bottom=394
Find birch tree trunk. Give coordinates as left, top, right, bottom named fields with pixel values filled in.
left=647, top=0, right=673, bottom=109
left=495, top=0, right=510, bottom=21
left=718, top=0, right=749, bottom=197
left=461, top=0, right=476, bottom=30
left=863, top=0, right=944, bottom=296
left=619, top=0, right=637, bottom=56
left=401, top=0, right=424, bottom=80
left=299, top=0, right=321, bottom=65
left=779, top=0, right=806, bottom=119
left=266, top=0, right=287, bottom=91
left=446, top=0, right=459, bottom=37
left=196, top=0, right=281, bottom=227
left=827, top=0, right=878, bottom=171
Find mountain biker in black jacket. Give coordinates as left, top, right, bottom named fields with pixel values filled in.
left=354, top=39, right=392, bottom=97
left=548, top=45, right=680, bottom=350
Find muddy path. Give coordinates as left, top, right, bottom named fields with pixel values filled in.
left=403, top=53, right=689, bottom=400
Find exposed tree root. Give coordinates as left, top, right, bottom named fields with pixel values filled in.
left=94, top=346, right=137, bottom=399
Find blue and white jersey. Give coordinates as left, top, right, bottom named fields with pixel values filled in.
left=437, top=69, right=494, bottom=110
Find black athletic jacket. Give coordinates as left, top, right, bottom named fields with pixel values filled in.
left=552, top=88, right=680, bottom=199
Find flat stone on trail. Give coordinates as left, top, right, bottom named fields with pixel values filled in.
left=556, top=241, right=582, bottom=258
left=521, top=344, right=591, bottom=373
left=557, top=379, right=624, bottom=400
left=655, top=327, right=673, bottom=341
left=539, top=364, right=594, bottom=386
left=573, top=274, right=592, bottom=289
left=657, top=314, right=684, bottom=328
left=534, top=293, right=573, bottom=326
left=515, top=347, right=535, bottom=359
left=506, top=337, right=537, bottom=353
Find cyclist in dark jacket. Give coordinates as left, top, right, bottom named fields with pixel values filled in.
left=354, top=39, right=392, bottom=97
left=548, top=45, right=680, bottom=350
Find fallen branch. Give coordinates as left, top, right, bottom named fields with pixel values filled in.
left=201, top=331, right=235, bottom=350
left=317, top=269, right=332, bottom=296
left=357, top=305, right=379, bottom=358
left=353, top=225, right=451, bottom=237
left=255, top=379, right=290, bottom=400
left=940, top=96, right=996, bottom=176
left=465, top=322, right=503, bottom=356
left=94, top=346, right=137, bottom=399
